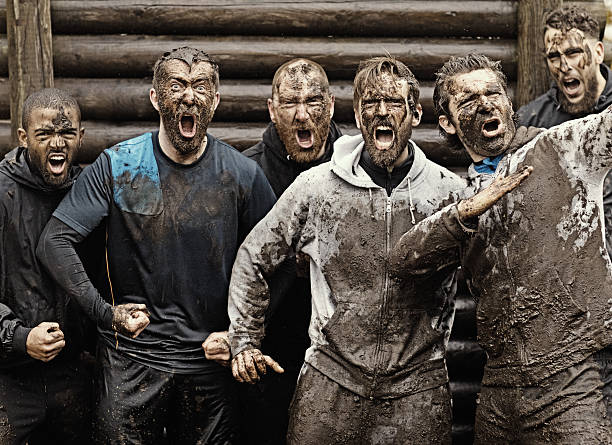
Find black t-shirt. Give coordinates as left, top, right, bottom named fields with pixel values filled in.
left=53, top=132, right=276, bottom=373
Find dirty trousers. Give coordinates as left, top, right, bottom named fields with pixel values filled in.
left=95, top=344, right=239, bottom=445
left=595, top=346, right=612, bottom=422
left=286, top=363, right=452, bottom=445
left=474, top=356, right=612, bottom=445
left=0, top=357, right=93, bottom=445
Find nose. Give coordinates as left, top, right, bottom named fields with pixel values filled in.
left=182, top=86, right=195, bottom=105
left=295, top=103, right=308, bottom=122
left=377, top=100, right=389, bottom=116
left=477, top=96, right=494, bottom=114
left=50, top=133, right=66, bottom=149
left=559, top=54, right=570, bottom=73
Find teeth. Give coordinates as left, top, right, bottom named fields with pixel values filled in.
left=49, top=155, right=65, bottom=161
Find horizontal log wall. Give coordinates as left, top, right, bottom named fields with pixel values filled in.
left=1, top=1, right=606, bottom=443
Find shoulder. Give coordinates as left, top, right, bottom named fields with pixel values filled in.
left=516, top=90, right=556, bottom=127
left=241, top=141, right=266, bottom=162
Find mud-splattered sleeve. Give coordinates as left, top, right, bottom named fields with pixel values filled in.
left=228, top=175, right=312, bottom=356
left=389, top=204, right=474, bottom=281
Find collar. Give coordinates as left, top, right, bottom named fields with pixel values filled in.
left=473, top=153, right=504, bottom=174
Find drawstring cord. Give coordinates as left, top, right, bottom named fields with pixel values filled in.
left=105, top=228, right=119, bottom=349
left=407, top=176, right=416, bottom=224
left=368, top=188, right=375, bottom=220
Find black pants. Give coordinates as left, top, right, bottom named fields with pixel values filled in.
left=95, top=344, right=239, bottom=445
left=0, top=356, right=94, bottom=445
left=595, top=346, right=612, bottom=423
left=287, top=364, right=452, bottom=445
left=474, top=356, right=612, bottom=444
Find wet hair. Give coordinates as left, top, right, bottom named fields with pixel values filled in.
left=353, top=57, right=419, bottom=112
left=545, top=5, right=600, bottom=40
left=152, top=46, right=220, bottom=93
left=271, top=58, right=330, bottom=99
left=22, top=88, right=81, bottom=132
left=433, top=53, right=508, bottom=148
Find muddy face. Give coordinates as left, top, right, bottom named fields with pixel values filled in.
left=21, top=106, right=82, bottom=187
left=446, top=69, right=515, bottom=160
left=358, top=72, right=417, bottom=168
left=545, top=28, right=602, bottom=115
left=270, top=63, right=333, bottom=163
left=155, top=60, right=218, bottom=155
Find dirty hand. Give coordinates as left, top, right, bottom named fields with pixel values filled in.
left=26, top=322, right=65, bottom=362
left=112, top=303, right=150, bottom=338
left=231, top=348, right=284, bottom=384
left=457, top=166, right=533, bottom=222
left=202, top=331, right=231, bottom=366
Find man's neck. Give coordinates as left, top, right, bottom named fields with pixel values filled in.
left=596, top=65, right=607, bottom=100
left=158, top=123, right=207, bottom=165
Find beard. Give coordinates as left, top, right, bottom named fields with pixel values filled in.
left=458, top=109, right=515, bottom=158
left=558, top=69, right=600, bottom=115
left=158, top=96, right=213, bottom=155
left=28, top=148, right=75, bottom=188
left=362, top=117, right=413, bottom=168
left=276, top=114, right=332, bottom=164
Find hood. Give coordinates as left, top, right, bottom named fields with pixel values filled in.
left=331, top=133, right=428, bottom=190
left=467, top=125, right=543, bottom=182
left=262, top=120, right=343, bottom=169
left=0, top=147, right=80, bottom=193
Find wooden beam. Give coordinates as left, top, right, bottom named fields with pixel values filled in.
left=6, top=0, right=53, bottom=150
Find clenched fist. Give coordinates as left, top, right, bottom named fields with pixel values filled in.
left=26, top=322, right=65, bottom=362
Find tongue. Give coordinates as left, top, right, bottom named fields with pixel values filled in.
left=376, top=130, right=393, bottom=143
left=48, top=159, right=65, bottom=175
left=179, top=116, right=196, bottom=138
left=297, top=130, right=311, bottom=143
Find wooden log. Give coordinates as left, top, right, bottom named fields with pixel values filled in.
left=0, top=1, right=517, bottom=38
left=0, top=78, right=517, bottom=124
left=33, top=35, right=516, bottom=81
left=6, top=0, right=53, bottom=150
left=0, top=120, right=472, bottom=168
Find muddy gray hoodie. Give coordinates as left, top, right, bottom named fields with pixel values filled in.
left=391, top=110, right=612, bottom=386
left=228, top=134, right=466, bottom=399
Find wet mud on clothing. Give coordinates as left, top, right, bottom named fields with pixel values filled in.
left=42, top=132, right=276, bottom=373
left=286, top=364, right=452, bottom=445
left=239, top=121, right=342, bottom=444
left=0, top=356, right=94, bottom=445
left=474, top=356, right=612, bottom=445
left=94, top=344, right=238, bottom=445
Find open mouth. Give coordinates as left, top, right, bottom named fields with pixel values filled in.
left=481, top=117, right=503, bottom=138
left=179, top=114, right=197, bottom=138
left=295, top=129, right=314, bottom=149
left=47, top=152, right=67, bottom=176
left=562, top=78, right=582, bottom=97
left=374, top=126, right=394, bottom=150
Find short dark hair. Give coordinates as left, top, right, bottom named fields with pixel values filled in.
left=152, top=46, right=220, bottom=93
left=433, top=54, right=508, bottom=148
left=545, top=5, right=600, bottom=40
left=353, top=57, right=419, bottom=112
left=22, top=88, right=81, bottom=132
left=271, top=58, right=330, bottom=99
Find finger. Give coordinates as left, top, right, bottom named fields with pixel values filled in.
left=44, top=331, right=65, bottom=343
left=243, top=352, right=260, bottom=382
left=237, top=354, right=251, bottom=383
left=232, top=358, right=243, bottom=382
left=131, top=317, right=150, bottom=338
left=40, top=321, right=59, bottom=329
left=44, top=339, right=66, bottom=353
left=252, top=351, right=268, bottom=376
left=263, top=356, right=284, bottom=374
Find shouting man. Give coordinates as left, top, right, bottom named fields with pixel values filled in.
left=0, top=89, right=95, bottom=444
left=38, top=47, right=276, bottom=444
left=390, top=54, right=612, bottom=444
left=228, top=57, right=466, bottom=444
left=239, top=59, right=341, bottom=444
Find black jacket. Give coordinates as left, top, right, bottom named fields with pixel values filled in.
left=517, top=64, right=612, bottom=259
left=0, top=147, right=96, bottom=370
left=242, top=121, right=342, bottom=197
left=241, top=121, right=342, bottom=362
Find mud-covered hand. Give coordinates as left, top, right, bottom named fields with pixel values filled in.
left=231, top=348, right=284, bottom=384
left=457, top=166, right=533, bottom=222
left=202, top=331, right=231, bottom=366
left=26, top=322, right=65, bottom=362
left=112, top=303, right=150, bottom=338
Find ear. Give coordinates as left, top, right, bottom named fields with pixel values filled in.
left=329, top=95, right=336, bottom=119
left=593, top=41, right=605, bottom=65
left=213, top=91, right=221, bottom=111
left=78, top=127, right=85, bottom=149
left=411, top=103, right=423, bottom=127
left=267, top=98, right=277, bottom=123
left=150, top=88, right=160, bottom=112
left=17, top=128, right=27, bottom=147
left=438, top=115, right=457, bottom=135
left=354, top=99, right=362, bottom=130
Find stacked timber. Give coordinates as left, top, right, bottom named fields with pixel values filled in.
left=0, top=1, right=606, bottom=444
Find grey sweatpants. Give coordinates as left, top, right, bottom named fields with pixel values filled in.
left=287, top=364, right=452, bottom=445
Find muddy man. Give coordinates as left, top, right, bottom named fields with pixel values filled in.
left=391, top=53, right=612, bottom=444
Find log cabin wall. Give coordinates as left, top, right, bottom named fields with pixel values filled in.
left=0, top=1, right=607, bottom=444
